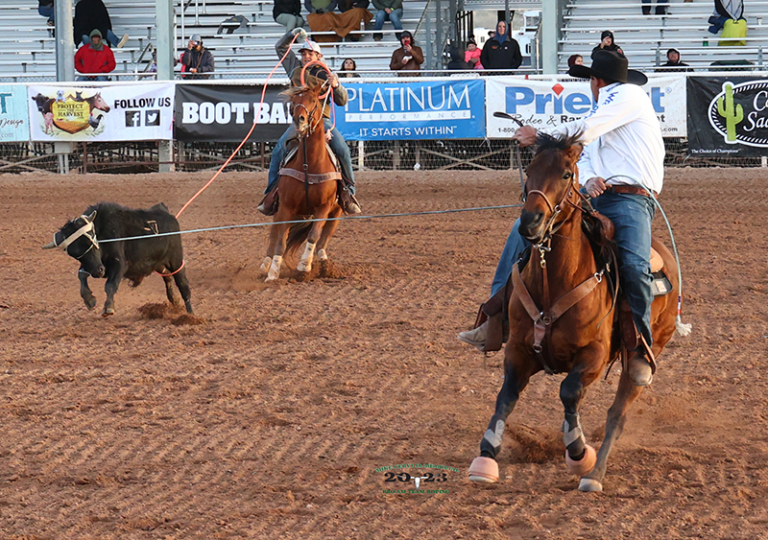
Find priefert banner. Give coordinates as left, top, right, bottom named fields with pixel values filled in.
left=485, top=76, right=687, bottom=138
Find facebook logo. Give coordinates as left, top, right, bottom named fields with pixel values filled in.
left=125, top=110, right=142, bottom=127
left=145, top=110, right=160, bottom=126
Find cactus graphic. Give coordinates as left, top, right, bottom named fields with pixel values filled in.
left=716, top=83, right=743, bottom=142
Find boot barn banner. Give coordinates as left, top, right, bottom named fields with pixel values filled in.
left=687, top=77, right=768, bottom=157
left=0, top=84, right=31, bottom=142
left=174, top=84, right=292, bottom=142
left=27, top=84, right=174, bottom=142
left=485, top=76, right=687, bottom=138
left=333, top=79, right=486, bottom=141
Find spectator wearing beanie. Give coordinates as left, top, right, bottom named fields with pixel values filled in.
left=591, top=30, right=623, bottom=58
left=465, top=37, right=483, bottom=69
left=389, top=30, right=423, bottom=76
left=658, top=48, right=692, bottom=72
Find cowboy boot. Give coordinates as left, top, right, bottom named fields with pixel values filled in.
left=457, top=321, right=488, bottom=352
left=627, top=351, right=653, bottom=386
left=339, top=187, right=362, bottom=214
left=257, top=187, right=279, bottom=216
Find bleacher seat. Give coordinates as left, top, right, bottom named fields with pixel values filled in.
left=560, top=0, right=768, bottom=72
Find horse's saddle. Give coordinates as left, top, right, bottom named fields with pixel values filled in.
left=279, top=136, right=342, bottom=184
left=475, top=212, right=673, bottom=355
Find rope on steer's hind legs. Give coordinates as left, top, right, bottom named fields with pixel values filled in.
left=605, top=175, right=692, bottom=337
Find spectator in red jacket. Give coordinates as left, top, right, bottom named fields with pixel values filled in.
left=75, top=29, right=116, bottom=81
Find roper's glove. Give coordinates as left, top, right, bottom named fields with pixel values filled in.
left=292, top=27, right=308, bottom=40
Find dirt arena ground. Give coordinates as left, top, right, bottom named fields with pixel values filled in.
left=1, top=167, right=767, bottom=540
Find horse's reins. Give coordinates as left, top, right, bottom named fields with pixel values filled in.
left=493, top=111, right=619, bottom=373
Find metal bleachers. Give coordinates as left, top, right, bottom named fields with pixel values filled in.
left=0, top=0, right=429, bottom=81
left=560, top=0, right=768, bottom=72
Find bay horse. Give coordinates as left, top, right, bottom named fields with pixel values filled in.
left=260, top=81, right=342, bottom=282
left=468, top=132, right=682, bottom=492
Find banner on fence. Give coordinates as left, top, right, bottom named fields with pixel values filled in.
left=0, top=85, right=31, bottom=142
left=175, top=84, right=292, bottom=142
left=485, top=76, right=687, bottom=139
left=687, top=77, right=768, bottom=157
left=334, top=79, right=486, bottom=141
left=28, top=84, right=174, bottom=141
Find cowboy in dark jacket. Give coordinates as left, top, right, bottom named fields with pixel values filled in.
left=480, top=20, right=522, bottom=72
left=180, top=34, right=215, bottom=79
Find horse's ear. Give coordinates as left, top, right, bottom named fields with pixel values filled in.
left=86, top=210, right=97, bottom=222
left=565, top=143, right=583, bottom=163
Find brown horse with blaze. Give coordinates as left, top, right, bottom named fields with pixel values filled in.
left=260, top=81, right=344, bottom=281
left=468, top=132, right=681, bottom=492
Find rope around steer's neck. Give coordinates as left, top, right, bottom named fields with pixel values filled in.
left=604, top=174, right=691, bottom=335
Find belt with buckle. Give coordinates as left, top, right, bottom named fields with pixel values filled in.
left=606, top=185, right=657, bottom=198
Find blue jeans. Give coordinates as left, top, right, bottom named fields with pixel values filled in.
left=492, top=191, right=655, bottom=346
left=267, top=118, right=355, bottom=195
left=38, top=4, right=54, bottom=22
left=373, top=8, right=403, bottom=32
left=77, top=75, right=110, bottom=81
left=81, top=30, right=120, bottom=48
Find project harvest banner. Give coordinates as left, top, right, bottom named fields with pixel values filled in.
left=333, top=79, right=486, bottom=141
left=688, top=77, right=768, bottom=157
left=485, top=76, right=687, bottom=138
left=28, top=84, right=174, bottom=141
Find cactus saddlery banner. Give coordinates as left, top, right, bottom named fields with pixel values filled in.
left=687, top=77, right=768, bottom=157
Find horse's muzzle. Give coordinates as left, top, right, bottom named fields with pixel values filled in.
left=519, top=209, right=545, bottom=242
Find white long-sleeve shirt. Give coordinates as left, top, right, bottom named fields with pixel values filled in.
left=548, top=82, right=665, bottom=194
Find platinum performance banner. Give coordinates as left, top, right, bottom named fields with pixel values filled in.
left=175, top=84, right=291, bottom=142
left=687, top=77, right=768, bottom=157
left=333, top=79, right=486, bottom=141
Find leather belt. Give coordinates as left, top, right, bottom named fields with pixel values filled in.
left=606, top=185, right=657, bottom=198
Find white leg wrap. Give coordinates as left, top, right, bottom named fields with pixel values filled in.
left=266, top=255, right=282, bottom=282
left=482, top=419, right=505, bottom=449
left=316, top=248, right=328, bottom=261
left=297, top=241, right=316, bottom=273
left=259, top=256, right=272, bottom=273
left=563, top=418, right=585, bottom=447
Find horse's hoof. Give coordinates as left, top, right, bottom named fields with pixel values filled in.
left=316, top=249, right=328, bottom=261
left=578, top=478, right=603, bottom=492
left=102, top=308, right=115, bottom=317
left=296, top=262, right=312, bottom=273
left=265, top=276, right=277, bottom=283
left=566, top=444, right=597, bottom=477
left=85, top=298, right=97, bottom=310
left=468, top=456, right=499, bottom=483
left=259, top=257, right=272, bottom=274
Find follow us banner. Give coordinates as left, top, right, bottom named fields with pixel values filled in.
left=334, top=79, right=486, bottom=141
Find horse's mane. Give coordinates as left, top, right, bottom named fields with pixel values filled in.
left=280, top=79, right=327, bottom=101
left=535, top=131, right=584, bottom=154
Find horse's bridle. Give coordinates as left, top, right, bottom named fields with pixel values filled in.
left=293, top=99, right=322, bottom=136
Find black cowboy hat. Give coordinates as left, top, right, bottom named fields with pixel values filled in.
left=568, top=50, right=647, bottom=86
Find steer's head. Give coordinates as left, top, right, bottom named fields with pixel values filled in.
left=43, top=210, right=105, bottom=278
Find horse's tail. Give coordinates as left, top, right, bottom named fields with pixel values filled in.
left=283, top=221, right=313, bottom=270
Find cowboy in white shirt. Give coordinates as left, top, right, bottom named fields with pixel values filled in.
left=459, top=50, right=662, bottom=386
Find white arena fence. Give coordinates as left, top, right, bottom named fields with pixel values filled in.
left=3, top=73, right=768, bottom=174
